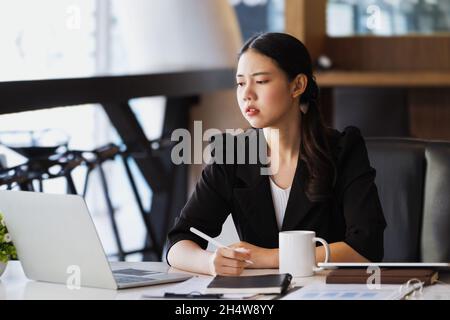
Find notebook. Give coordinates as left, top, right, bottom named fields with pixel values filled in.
left=326, top=268, right=439, bottom=286
left=205, top=273, right=292, bottom=294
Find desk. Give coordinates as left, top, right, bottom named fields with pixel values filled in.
left=0, top=261, right=322, bottom=300
left=0, top=261, right=448, bottom=300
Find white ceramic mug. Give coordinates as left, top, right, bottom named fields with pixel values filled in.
left=279, top=230, right=330, bottom=277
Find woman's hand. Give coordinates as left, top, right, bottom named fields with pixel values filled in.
left=229, top=241, right=278, bottom=269
left=208, top=246, right=253, bottom=276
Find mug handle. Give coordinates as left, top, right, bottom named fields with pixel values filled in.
left=312, top=237, right=330, bottom=272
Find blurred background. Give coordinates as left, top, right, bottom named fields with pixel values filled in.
left=1, top=0, right=449, bottom=262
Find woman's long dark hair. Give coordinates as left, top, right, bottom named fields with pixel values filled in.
left=239, top=32, right=335, bottom=202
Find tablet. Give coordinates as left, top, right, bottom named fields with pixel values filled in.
left=318, top=262, right=450, bottom=270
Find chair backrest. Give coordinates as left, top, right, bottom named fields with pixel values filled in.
left=365, top=138, right=450, bottom=262
left=365, top=138, right=426, bottom=262
left=421, top=142, right=450, bottom=262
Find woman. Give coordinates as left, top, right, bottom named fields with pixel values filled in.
left=166, top=32, right=386, bottom=276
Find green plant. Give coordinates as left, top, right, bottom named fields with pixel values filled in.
left=0, top=212, right=17, bottom=263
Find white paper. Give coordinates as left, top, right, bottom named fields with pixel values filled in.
left=419, top=284, right=450, bottom=300
left=281, top=283, right=406, bottom=300
left=141, top=276, right=256, bottom=299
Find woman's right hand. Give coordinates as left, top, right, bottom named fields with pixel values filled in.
left=208, top=247, right=252, bottom=276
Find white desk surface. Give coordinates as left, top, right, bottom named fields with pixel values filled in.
left=0, top=261, right=325, bottom=300
left=1, top=261, right=448, bottom=300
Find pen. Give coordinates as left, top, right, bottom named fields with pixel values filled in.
left=190, top=227, right=254, bottom=264
left=164, top=292, right=223, bottom=299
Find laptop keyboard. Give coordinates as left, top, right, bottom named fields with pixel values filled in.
left=113, top=268, right=160, bottom=276
left=112, top=268, right=164, bottom=284
left=114, top=274, right=156, bottom=284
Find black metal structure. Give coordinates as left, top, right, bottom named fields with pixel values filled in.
left=0, top=69, right=235, bottom=260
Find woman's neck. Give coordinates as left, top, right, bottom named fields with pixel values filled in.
left=263, top=116, right=301, bottom=162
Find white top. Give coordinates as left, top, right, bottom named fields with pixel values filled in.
left=269, top=178, right=291, bottom=230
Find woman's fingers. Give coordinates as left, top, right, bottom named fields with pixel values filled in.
left=220, top=256, right=248, bottom=268
left=218, top=247, right=251, bottom=262
left=215, top=250, right=247, bottom=268
left=217, top=265, right=245, bottom=276
left=209, top=248, right=252, bottom=276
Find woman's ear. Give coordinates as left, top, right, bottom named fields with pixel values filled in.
left=291, top=74, right=308, bottom=98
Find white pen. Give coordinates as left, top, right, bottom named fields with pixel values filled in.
left=190, top=227, right=254, bottom=264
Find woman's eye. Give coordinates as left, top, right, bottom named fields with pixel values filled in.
left=256, top=80, right=269, bottom=84
left=236, top=82, right=244, bottom=87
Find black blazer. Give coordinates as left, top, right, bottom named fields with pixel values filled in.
left=167, top=126, right=387, bottom=262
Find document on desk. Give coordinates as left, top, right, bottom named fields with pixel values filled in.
left=421, top=284, right=450, bottom=300
left=280, top=284, right=409, bottom=300
left=141, top=276, right=257, bottom=299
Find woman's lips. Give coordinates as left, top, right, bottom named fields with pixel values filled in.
left=245, top=106, right=260, bottom=117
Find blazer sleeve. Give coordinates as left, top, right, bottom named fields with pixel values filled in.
left=335, top=126, right=387, bottom=262
left=166, top=135, right=235, bottom=264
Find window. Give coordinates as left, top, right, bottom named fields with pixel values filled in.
left=327, top=0, right=450, bottom=36
left=0, top=0, right=95, bottom=81
left=230, top=0, right=285, bottom=41
left=0, top=0, right=154, bottom=260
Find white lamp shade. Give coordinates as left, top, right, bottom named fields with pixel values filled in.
left=113, top=0, right=243, bottom=72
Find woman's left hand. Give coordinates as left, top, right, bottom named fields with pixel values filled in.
left=229, top=241, right=278, bottom=269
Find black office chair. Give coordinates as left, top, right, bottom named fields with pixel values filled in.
left=365, top=138, right=450, bottom=262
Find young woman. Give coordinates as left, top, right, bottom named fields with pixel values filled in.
left=166, top=32, right=386, bottom=276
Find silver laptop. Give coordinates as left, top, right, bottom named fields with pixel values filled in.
left=0, top=190, right=191, bottom=289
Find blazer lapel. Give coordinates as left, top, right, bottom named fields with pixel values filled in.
left=281, top=129, right=341, bottom=231
left=233, top=162, right=280, bottom=246
left=281, top=158, right=315, bottom=231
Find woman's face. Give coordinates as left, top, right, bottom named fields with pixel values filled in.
left=236, top=49, right=298, bottom=129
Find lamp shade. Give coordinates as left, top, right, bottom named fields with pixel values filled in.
left=112, top=0, right=243, bottom=72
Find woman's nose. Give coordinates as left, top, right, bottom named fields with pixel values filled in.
left=242, top=84, right=256, bottom=101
